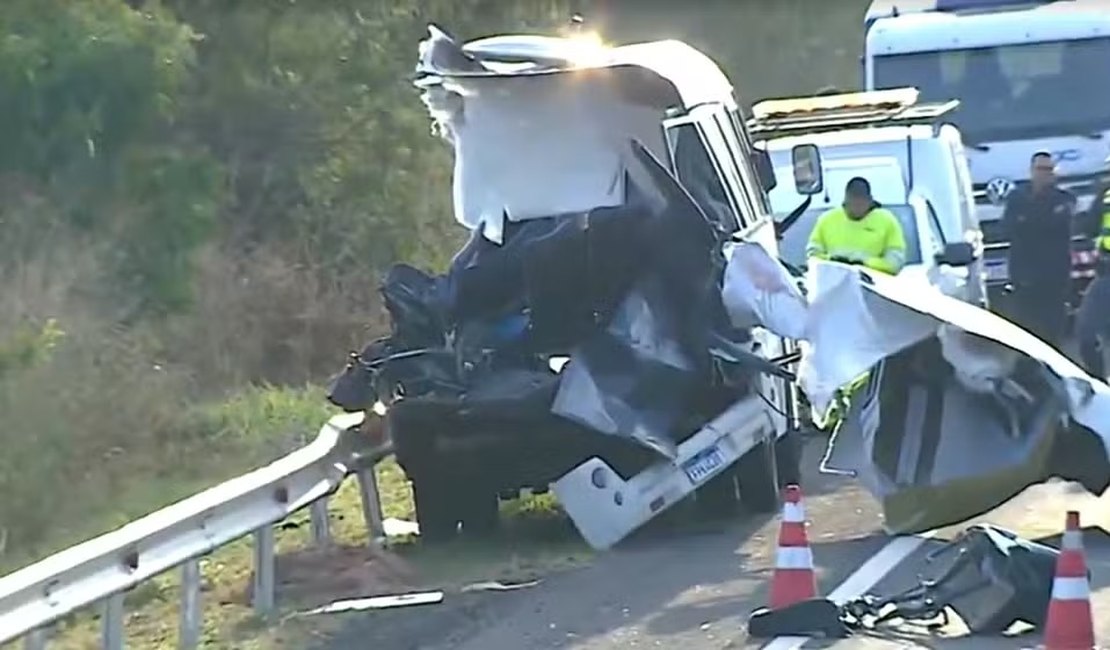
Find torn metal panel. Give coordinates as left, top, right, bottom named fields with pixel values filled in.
left=721, top=240, right=809, bottom=340
left=804, top=261, right=1110, bottom=533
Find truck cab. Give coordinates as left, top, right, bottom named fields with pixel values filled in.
left=862, top=0, right=1110, bottom=299
left=748, top=88, right=986, bottom=305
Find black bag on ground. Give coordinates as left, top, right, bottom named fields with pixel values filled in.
left=747, top=598, right=852, bottom=638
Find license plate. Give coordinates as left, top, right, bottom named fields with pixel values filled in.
left=984, top=260, right=1008, bottom=282
left=683, top=444, right=725, bottom=484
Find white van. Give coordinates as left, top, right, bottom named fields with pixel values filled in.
left=748, top=89, right=986, bottom=305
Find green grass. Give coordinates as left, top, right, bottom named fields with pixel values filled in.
left=1, top=389, right=593, bottom=650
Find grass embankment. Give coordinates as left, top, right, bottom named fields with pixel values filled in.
left=1, top=384, right=591, bottom=650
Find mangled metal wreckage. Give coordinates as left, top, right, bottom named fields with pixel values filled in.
left=742, top=253, right=1110, bottom=535
left=329, top=25, right=1110, bottom=547
left=327, top=27, right=803, bottom=547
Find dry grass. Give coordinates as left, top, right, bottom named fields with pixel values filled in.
left=0, top=243, right=591, bottom=650
left=2, top=458, right=590, bottom=650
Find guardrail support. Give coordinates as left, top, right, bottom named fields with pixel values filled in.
left=101, top=592, right=124, bottom=650
left=179, top=559, right=202, bottom=649
left=23, top=627, right=47, bottom=650
left=309, top=498, right=332, bottom=547
left=252, top=526, right=275, bottom=616
left=356, top=468, right=385, bottom=546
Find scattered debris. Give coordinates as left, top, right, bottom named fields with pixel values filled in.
left=303, top=591, right=444, bottom=615
left=382, top=517, right=420, bottom=537
left=460, top=579, right=541, bottom=593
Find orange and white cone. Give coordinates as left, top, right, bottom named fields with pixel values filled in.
left=1043, top=511, right=1095, bottom=650
left=769, top=484, right=817, bottom=609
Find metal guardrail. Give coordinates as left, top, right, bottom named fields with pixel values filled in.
left=0, top=411, right=390, bottom=649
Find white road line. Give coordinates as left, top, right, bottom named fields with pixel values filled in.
left=762, top=530, right=938, bottom=650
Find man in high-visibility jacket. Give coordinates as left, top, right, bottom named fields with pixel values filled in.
left=1075, top=156, right=1110, bottom=377
left=806, top=177, right=907, bottom=274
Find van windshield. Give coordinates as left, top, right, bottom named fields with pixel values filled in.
left=873, top=37, right=1110, bottom=143
left=779, top=204, right=922, bottom=270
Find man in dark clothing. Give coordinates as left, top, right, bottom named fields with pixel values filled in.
left=1074, top=156, right=1110, bottom=378
left=1001, top=151, right=1077, bottom=347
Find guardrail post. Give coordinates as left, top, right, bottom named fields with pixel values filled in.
left=309, top=498, right=332, bottom=547
left=252, top=526, right=275, bottom=616
left=23, top=627, right=47, bottom=650
left=101, top=592, right=124, bottom=650
left=356, top=468, right=385, bottom=546
left=179, top=558, right=201, bottom=649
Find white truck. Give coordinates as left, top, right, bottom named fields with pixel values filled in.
left=328, top=27, right=808, bottom=550
left=863, top=0, right=1110, bottom=302
left=748, top=89, right=985, bottom=305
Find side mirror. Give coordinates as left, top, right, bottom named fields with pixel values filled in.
left=791, top=144, right=823, bottom=196
left=753, top=148, right=778, bottom=192
left=935, top=242, right=976, bottom=267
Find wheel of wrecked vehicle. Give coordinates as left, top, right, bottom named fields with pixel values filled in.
left=736, top=439, right=780, bottom=513
left=457, top=484, right=501, bottom=538
left=412, top=472, right=501, bottom=542
left=774, top=429, right=803, bottom=488
left=693, top=470, right=740, bottom=519
left=411, top=473, right=461, bottom=542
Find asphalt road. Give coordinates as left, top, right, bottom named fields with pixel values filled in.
left=318, top=440, right=1110, bottom=650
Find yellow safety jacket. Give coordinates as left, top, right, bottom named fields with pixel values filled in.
left=805, top=205, right=908, bottom=274
left=1096, top=187, right=1110, bottom=253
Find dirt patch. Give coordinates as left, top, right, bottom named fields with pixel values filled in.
left=245, top=544, right=420, bottom=608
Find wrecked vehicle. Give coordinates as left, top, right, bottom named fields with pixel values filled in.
left=327, top=26, right=805, bottom=548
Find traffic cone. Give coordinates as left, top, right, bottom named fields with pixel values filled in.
left=769, top=484, right=817, bottom=609
left=1043, top=511, right=1095, bottom=650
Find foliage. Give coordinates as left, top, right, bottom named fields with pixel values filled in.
left=0, top=0, right=872, bottom=587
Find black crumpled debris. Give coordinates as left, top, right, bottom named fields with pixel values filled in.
left=328, top=140, right=776, bottom=455
left=842, top=524, right=1062, bottom=635
left=748, top=524, right=1063, bottom=639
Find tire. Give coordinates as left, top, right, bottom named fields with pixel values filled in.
left=693, top=470, right=739, bottom=519
left=411, top=473, right=460, bottom=543
left=774, top=430, right=803, bottom=488
left=458, top=481, right=500, bottom=538
left=737, top=439, right=780, bottom=514
left=412, top=471, right=500, bottom=543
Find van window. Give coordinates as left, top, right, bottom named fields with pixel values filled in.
left=666, top=123, right=740, bottom=232
left=705, top=113, right=759, bottom=227
left=712, top=112, right=762, bottom=223
left=728, top=108, right=775, bottom=214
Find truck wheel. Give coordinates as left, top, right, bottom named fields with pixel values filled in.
left=458, top=483, right=501, bottom=538
left=775, top=430, right=803, bottom=488
left=737, top=439, right=780, bottom=514
left=694, top=470, right=739, bottom=519
left=411, top=473, right=460, bottom=543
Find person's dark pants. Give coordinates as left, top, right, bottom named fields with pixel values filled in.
left=1076, top=272, right=1110, bottom=378
left=1010, top=280, right=1068, bottom=349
